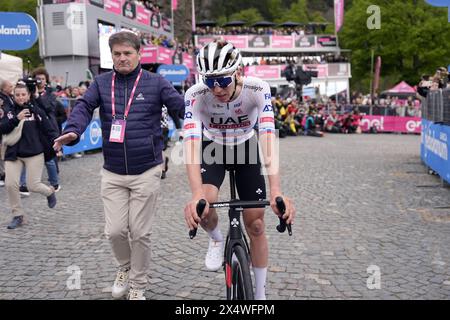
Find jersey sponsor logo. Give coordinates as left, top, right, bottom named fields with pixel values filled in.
left=209, top=121, right=251, bottom=129
left=185, top=99, right=196, bottom=107
left=184, top=123, right=196, bottom=130
left=212, top=104, right=224, bottom=109
left=243, top=84, right=263, bottom=92
left=233, top=102, right=242, bottom=108
left=235, top=108, right=243, bottom=114
left=264, top=94, right=271, bottom=100
left=263, top=105, right=273, bottom=112
left=260, top=117, right=274, bottom=123
left=209, top=115, right=251, bottom=129
left=191, top=88, right=209, bottom=98
left=184, top=111, right=193, bottom=119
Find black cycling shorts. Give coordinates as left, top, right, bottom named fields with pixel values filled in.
left=201, top=135, right=266, bottom=201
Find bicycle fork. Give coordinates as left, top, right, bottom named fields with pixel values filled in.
left=224, top=206, right=251, bottom=291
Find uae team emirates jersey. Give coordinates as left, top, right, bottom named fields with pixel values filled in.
left=183, top=77, right=275, bottom=145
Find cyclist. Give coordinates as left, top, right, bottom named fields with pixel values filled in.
left=183, top=40, right=296, bottom=300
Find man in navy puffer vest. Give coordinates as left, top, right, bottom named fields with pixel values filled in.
left=54, top=31, right=185, bottom=300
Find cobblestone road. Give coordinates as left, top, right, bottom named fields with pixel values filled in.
left=1, top=134, right=449, bottom=300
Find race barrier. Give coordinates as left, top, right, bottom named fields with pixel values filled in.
left=360, top=116, right=422, bottom=134
left=421, top=119, right=450, bottom=184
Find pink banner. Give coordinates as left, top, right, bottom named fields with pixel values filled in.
left=141, top=45, right=158, bottom=64
left=182, top=52, right=194, bottom=69
left=334, top=0, right=344, bottom=33
left=105, top=0, right=121, bottom=15
left=360, top=116, right=421, bottom=133
left=271, top=36, right=294, bottom=49
left=303, top=64, right=328, bottom=78
left=157, top=47, right=174, bottom=65
left=136, top=5, right=150, bottom=25
left=244, top=65, right=280, bottom=79
left=223, top=35, right=248, bottom=49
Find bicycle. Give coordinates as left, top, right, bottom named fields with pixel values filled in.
left=189, top=166, right=292, bottom=300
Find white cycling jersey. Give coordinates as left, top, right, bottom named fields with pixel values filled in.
left=183, top=76, right=275, bottom=145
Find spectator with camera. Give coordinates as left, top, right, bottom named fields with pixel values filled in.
left=19, top=68, right=66, bottom=196
left=0, top=81, right=59, bottom=229
left=0, top=80, right=15, bottom=187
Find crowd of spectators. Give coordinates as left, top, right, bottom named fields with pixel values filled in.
left=245, top=53, right=349, bottom=67
left=271, top=96, right=365, bottom=138
left=194, top=24, right=327, bottom=36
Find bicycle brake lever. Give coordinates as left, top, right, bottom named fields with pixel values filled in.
left=189, top=199, right=207, bottom=239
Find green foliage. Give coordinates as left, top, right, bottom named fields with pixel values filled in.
left=229, top=8, right=264, bottom=25
left=284, top=0, right=309, bottom=23
left=340, top=0, right=450, bottom=92
left=0, top=0, right=43, bottom=70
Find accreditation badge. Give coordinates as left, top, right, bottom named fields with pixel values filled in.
left=109, top=119, right=126, bottom=143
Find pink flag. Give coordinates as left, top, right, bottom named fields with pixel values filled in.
left=172, top=0, right=178, bottom=11
left=191, top=0, right=196, bottom=32
left=334, top=0, right=344, bottom=33
left=373, top=56, right=382, bottom=93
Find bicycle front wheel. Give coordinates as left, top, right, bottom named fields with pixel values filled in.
left=229, top=245, right=254, bottom=300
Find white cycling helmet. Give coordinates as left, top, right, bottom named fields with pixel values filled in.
left=196, top=40, right=242, bottom=77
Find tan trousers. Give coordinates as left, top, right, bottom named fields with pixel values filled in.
left=101, top=165, right=161, bottom=289
left=5, top=153, right=53, bottom=217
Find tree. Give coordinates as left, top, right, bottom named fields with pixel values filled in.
left=340, top=0, right=450, bottom=92
left=229, top=8, right=264, bottom=26
left=284, top=0, right=309, bottom=23
left=0, top=0, right=43, bottom=71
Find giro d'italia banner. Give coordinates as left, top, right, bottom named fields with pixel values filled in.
left=196, top=35, right=338, bottom=50
left=62, top=118, right=102, bottom=155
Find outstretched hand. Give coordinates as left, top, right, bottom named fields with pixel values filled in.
left=53, top=132, right=77, bottom=151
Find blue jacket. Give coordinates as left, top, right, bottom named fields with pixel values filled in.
left=63, top=65, right=185, bottom=175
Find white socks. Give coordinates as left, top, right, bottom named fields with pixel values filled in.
left=207, top=225, right=223, bottom=242
left=253, top=267, right=267, bottom=300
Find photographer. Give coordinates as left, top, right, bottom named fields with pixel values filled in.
left=0, top=79, right=15, bottom=187
left=0, top=81, right=59, bottom=229
left=19, top=68, right=66, bottom=194
left=417, top=75, right=432, bottom=98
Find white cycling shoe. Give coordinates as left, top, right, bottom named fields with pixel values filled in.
left=205, top=238, right=224, bottom=271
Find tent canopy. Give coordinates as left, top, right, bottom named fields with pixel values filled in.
left=0, top=52, right=23, bottom=85
left=196, top=20, right=217, bottom=27
left=251, top=21, right=276, bottom=27
left=222, top=20, right=246, bottom=27
left=277, top=21, right=302, bottom=28
left=381, top=81, right=416, bottom=98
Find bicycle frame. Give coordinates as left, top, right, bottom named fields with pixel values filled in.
left=189, top=165, right=292, bottom=300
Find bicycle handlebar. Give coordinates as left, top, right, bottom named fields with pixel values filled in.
left=189, top=199, right=207, bottom=239
left=189, top=197, right=292, bottom=239
left=275, top=196, right=292, bottom=236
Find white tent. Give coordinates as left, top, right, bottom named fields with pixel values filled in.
left=0, top=52, right=23, bottom=84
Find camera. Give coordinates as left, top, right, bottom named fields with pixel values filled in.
left=23, top=77, right=42, bottom=94
left=22, top=102, right=34, bottom=117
